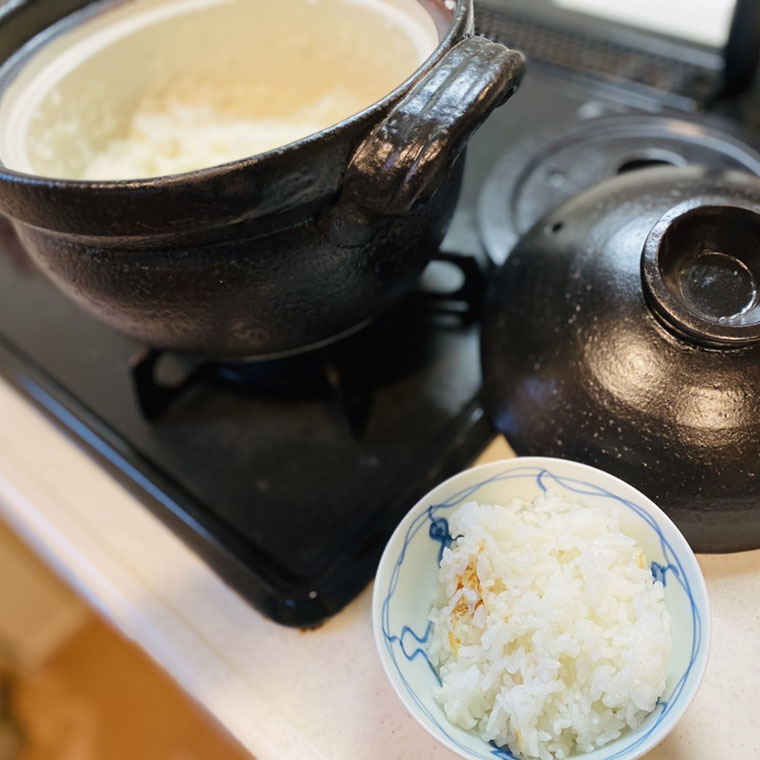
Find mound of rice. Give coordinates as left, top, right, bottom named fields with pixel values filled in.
left=427, top=493, right=671, bottom=760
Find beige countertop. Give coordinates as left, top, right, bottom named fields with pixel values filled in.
left=0, top=375, right=758, bottom=759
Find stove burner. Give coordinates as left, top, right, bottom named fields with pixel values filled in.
left=478, top=114, right=760, bottom=265
left=129, top=252, right=486, bottom=433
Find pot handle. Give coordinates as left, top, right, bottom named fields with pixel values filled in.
left=318, top=37, right=525, bottom=246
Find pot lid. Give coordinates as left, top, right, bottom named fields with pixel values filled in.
left=478, top=113, right=760, bottom=265
left=481, top=166, right=760, bottom=552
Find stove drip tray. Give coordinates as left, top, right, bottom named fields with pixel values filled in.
left=0, top=238, right=492, bottom=626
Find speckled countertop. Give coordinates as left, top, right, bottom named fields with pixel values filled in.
left=0, top=375, right=758, bottom=759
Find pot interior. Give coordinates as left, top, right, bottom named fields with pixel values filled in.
left=0, top=0, right=442, bottom=181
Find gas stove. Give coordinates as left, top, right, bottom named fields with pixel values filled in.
left=0, top=217, right=497, bottom=625
left=1, top=0, right=758, bottom=626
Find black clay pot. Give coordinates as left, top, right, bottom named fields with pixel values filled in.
left=0, top=0, right=523, bottom=359
left=482, top=166, right=760, bottom=552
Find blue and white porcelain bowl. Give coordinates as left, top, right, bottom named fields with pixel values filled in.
left=372, top=457, right=710, bottom=760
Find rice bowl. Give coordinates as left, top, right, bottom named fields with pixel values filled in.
left=372, top=458, right=710, bottom=760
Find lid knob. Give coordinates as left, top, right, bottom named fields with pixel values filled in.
left=642, top=202, right=760, bottom=347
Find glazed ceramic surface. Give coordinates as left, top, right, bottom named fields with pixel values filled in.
left=0, top=0, right=523, bottom=359
left=482, top=167, right=760, bottom=552
left=372, top=457, right=710, bottom=760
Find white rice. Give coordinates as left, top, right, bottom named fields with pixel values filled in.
left=81, top=81, right=358, bottom=180
left=427, top=493, right=671, bottom=760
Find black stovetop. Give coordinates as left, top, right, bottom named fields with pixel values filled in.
left=1, top=6, right=756, bottom=625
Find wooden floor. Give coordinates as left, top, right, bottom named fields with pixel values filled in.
left=11, top=617, right=252, bottom=760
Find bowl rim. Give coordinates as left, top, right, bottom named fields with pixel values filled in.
left=371, top=456, right=712, bottom=760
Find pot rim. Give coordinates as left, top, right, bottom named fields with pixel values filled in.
left=0, top=0, right=471, bottom=189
